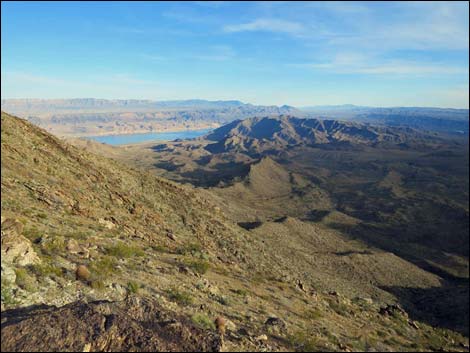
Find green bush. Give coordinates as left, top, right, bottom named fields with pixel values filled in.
left=166, top=288, right=193, bottom=306
left=151, top=244, right=168, bottom=253
left=106, top=242, right=144, bottom=258
left=185, top=260, right=210, bottom=274
left=303, top=308, right=323, bottom=320
left=90, top=256, right=119, bottom=277
left=90, top=279, right=105, bottom=290
left=127, top=281, right=140, bottom=294
left=213, top=294, right=230, bottom=306
left=288, top=330, right=322, bottom=352
left=15, top=268, right=35, bottom=292
left=31, top=262, right=62, bottom=279
left=231, top=288, right=248, bottom=297
left=175, top=242, right=203, bottom=255
left=191, top=313, right=216, bottom=330
left=42, top=237, right=66, bottom=255
left=1, top=279, right=17, bottom=305
left=22, top=226, right=42, bottom=242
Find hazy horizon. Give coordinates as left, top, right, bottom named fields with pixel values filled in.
left=2, top=97, right=469, bottom=110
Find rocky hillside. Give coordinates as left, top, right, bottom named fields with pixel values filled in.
left=204, top=115, right=434, bottom=155
left=2, top=112, right=469, bottom=351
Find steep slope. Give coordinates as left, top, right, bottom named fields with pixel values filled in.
left=2, top=112, right=469, bottom=351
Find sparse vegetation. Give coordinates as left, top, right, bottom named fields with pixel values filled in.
left=191, top=313, right=216, bottom=330
left=288, top=330, right=322, bottom=352
left=184, top=259, right=210, bottom=274
left=231, top=288, right=248, bottom=297
left=30, top=262, right=63, bottom=279
left=14, top=268, right=37, bottom=292
left=1, top=279, right=18, bottom=305
left=328, top=300, right=350, bottom=316
left=41, top=237, right=66, bottom=255
left=90, top=256, right=119, bottom=277
left=303, top=308, right=323, bottom=320
left=127, top=281, right=140, bottom=294
left=175, top=242, right=203, bottom=256
left=1, top=111, right=469, bottom=352
left=212, top=294, right=230, bottom=306
left=22, top=226, right=43, bottom=242
left=106, top=242, right=144, bottom=258
left=165, top=288, right=193, bottom=306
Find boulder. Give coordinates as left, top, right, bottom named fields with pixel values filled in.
left=98, top=218, right=115, bottom=230
left=1, top=219, right=40, bottom=266
left=264, top=316, right=287, bottom=335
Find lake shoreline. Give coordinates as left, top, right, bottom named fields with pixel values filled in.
left=83, top=128, right=213, bottom=146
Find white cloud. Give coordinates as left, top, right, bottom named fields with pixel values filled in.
left=290, top=52, right=469, bottom=76
left=224, top=18, right=305, bottom=35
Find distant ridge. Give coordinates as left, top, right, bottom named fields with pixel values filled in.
left=300, top=105, right=469, bottom=134
left=0, top=99, right=303, bottom=137
left=204, top=115, right=434, bottom=155
left=1, top=98, right=300, bottom=115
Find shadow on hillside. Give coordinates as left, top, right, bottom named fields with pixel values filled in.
left=238, top=221, right=263, bottom=230
left=1, top=300, right=115, bottom=330
left=1, top=304, right=53, bottom=329
left=327, top=220, right=469, bottom=336
left=380, top=284, right=469, bottom=337
left=179, top=162, right=251, bottom=188
left=328, top=221, right=469, bottom=282
left=302, top=209, right=331, bottom=222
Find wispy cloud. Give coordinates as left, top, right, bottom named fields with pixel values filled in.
left=193, top=45, right=235, bottom=61
left=1, top=71, right=165, bottom=99
left=224, top=18, right=305, bottom=35
left=290, top=56, right=468, bottom=76
left=1, top=71, right=69, bottom=85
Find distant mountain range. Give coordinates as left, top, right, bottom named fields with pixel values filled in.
left=1, top=99, right=468, bottom=136
left=204, top=115, right=437, bottom=155
left=0, top=98, right=302, bottom=137
left=1, top=98, right=300, bottom=115
left=300, top=105, right=469, bottom=134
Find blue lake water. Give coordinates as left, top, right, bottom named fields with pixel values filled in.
left=87, top=128, right=212, bottom=146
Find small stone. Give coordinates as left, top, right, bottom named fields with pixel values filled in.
left=225, top=319, right=236, bottom=332
left=178, top=266, right=190, bottom=274
left=98, top=218, right=115, bottom=230
left=355, top=297, right=373, bottom=305
left=255, top=334, right=268, bottom=341
left=66, top=239, right=81, bottom=254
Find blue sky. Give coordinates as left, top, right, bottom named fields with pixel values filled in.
left=1, top=1, right=469, bottom=107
